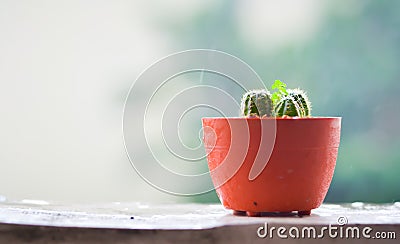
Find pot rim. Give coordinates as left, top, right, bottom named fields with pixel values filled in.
left=202, top=116, right=341, bottom=120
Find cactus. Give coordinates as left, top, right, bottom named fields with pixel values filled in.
left=240, top=89, right=273, bottom=117
left=274, top=88, right=311, bottom=117
left=240, top=80, right=312, bottom=118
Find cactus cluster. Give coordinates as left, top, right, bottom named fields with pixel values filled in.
left=240, top=80, right=311, bottom=118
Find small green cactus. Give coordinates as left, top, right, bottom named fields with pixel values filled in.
left=274, top=88, right=311, bottom=117
left=240, top=89, right=273, bottom=117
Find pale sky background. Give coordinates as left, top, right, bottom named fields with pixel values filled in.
left=0, top=0, right=351, bottom=203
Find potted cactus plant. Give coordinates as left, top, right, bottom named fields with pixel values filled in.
left=202, top=80, right=341, bottom=217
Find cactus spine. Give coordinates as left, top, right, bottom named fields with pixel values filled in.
left=240, top=89, right=273, bottom=117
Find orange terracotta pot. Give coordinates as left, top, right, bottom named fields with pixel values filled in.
left=202, top=117, right=341, bottom=216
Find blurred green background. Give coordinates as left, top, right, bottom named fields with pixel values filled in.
left=163, top=0, right=400, bottom=203
left=0, top=0, right=398, bottom=203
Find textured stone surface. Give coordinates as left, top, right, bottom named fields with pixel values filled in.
left=0, top=199, right=399, bottom=243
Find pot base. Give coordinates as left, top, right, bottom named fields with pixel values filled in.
left=232, top=210, right=312, bottom=217
left=298, top=210, right=312, bottom=216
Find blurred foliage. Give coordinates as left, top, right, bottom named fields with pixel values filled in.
left=161, top=0, right=400, bottom=203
